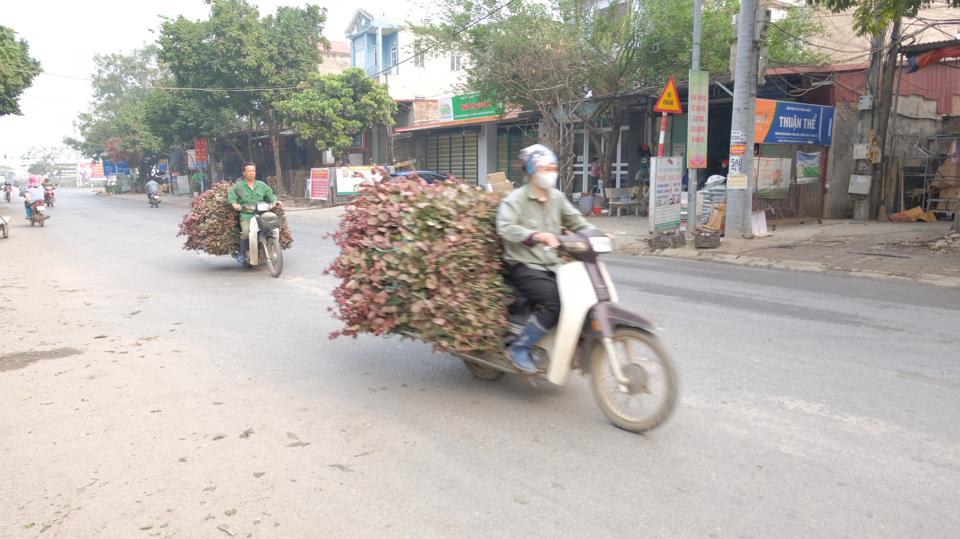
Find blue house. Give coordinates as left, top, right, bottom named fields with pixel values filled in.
left=345, top=9, right=405, bottom=78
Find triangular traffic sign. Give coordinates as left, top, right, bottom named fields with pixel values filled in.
left=653, top=76, right=683, bottom=114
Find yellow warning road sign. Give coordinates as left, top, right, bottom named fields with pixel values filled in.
left=653, top=76, right=683, bottom=114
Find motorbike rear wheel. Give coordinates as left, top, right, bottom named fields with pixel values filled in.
left=265, top=236, right=283, bottom=277
left=590, top=327, right=678, bottom=434
left=39, top=215, right=45, bottom=227
left=462, top=359, right=505, bottom=381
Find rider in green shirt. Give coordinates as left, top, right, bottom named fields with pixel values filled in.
left=227, top=162, right=280, bottom=261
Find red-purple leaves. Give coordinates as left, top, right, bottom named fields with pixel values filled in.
left=177, top=181, right=293, bottom=256
left=327, top=178, right=508, bottom=352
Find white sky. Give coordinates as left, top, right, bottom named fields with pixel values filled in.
left=0, top=0, right=421, bottom=174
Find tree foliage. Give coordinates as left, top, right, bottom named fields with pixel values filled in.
left=276, top=68, right=396, bottom=159
left=807, top=0, right=960, bottom=36
left=65, top=47, right=164, bottom=182
left=158, top=0, right=329, bottom=193
left=0, top=25, right=41, bottom=117
left=22, top=146, right=67, bottom=177
left=417, top=0, right=826, bottom=191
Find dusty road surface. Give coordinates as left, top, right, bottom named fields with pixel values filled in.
left=1, top=189, right=959, bottom=538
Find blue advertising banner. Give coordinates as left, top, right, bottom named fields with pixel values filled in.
left=102, top=160, right=131, bottom=176
left=754, top=99, right=834, bottom=146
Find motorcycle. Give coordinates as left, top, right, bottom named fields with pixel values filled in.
left=235, top=202, right=283, bottom=278
left=29, top=201, right=47, bottom=227
left=447, top=229, right=678, bottom=433
left=149, top=192, right=161, bottom=208
left=44, top=186, right=55, bottom=208
left=3, top=184, right=11, bottom=203
left=0, top=214, right=9, bottom=238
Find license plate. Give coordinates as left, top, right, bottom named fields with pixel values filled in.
left=36, top=205, right=46, bottom=211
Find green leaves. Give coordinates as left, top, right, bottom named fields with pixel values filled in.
left=276, top=69, right=396, bottom=158
left=0, top=25, right=41, bottom=117
left=327, top=179, right=509, bottom=353
left=807, top=0, right=960, bottom=37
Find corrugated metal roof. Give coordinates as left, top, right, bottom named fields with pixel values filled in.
left=900, top=39, right=960, bottom=55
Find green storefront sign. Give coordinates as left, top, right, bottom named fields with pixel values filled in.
left=451, top=93, right=501, bottom=120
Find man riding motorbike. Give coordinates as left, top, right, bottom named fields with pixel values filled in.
left=227, top=162, right=281, bottom=262
left=496, top=144, right=595, bottom=374
left=146, top=177, right=160, bottom=204
left=22, top=176, right=46, bottom=221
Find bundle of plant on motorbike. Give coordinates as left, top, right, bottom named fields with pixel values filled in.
left=326, top=177, right=509, bottom=353
left=178, top=180, right=293, bottom=256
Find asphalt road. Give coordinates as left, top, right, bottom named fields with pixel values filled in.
left=1, top=189, right=959, bottom=538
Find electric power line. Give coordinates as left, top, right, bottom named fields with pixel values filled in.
left=365, top=0, right=521, bottom=80
left=768, top=20, right=887, bottom=56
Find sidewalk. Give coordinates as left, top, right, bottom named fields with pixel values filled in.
left=590, top=214, right=960, bottom=288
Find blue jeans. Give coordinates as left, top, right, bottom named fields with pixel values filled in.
left=24, top=201, right=32, bottom=218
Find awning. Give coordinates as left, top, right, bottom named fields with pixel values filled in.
left=901, top=39, right=960, bottom=73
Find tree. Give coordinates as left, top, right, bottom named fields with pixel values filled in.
left=22, top=146, right=66, bottom=177
left=65, top=47, right=165, bottom=186
left=0, top=25, right=41, bottom=117
left=807, top=0, right=960, bottom=36
left=276, top=69, right=396, bottom=160
left=158, top=0, right=329, bottom=194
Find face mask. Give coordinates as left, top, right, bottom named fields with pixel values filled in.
left=533, top=171, right=558, bottom=189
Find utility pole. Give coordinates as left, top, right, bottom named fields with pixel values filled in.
left=724, top=0, right=758, bottom=238
left=853, top=32, right=885, bottom=220
left=689, top=0, right=702, bottom=234
left=876, top=18, right=902, bottom=217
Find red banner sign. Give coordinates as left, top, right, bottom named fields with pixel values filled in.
left=310, top=168, right=330, bottom=200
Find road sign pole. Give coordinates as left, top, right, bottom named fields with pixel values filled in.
left=657, top=112, right=668, bottom=157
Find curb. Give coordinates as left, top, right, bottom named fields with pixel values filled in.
left=643, top=246, right=960, bottom=289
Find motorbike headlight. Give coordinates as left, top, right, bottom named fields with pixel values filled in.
left=589, top=236, right=614, bottom=253
left=256, top=202, right=270, bottom=211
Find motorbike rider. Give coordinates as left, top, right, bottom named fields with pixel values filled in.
left=22, top=176, right=46, bottom=221
left=145, top=177, right=160, bottom=203
left=227, top=161, right=281, bottom=262
left=496, top=144, right=594, bottom=373
left=41, top=177, right=55, bottom=204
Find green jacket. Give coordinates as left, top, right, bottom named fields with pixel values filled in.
left=227, top=180, right=277, bottom=222
left=496, top=184, right=593, bottom=271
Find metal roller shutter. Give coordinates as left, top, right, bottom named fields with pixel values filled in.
left=425, top=131, right=480, bottom=184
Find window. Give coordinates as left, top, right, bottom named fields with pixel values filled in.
left=450, top=53, right=461, bottom=72
left=353, top=41, right=365, bottom=68
left=390, top=45, right=399, bottom=75
left=413, top=44, right=425, bottom=68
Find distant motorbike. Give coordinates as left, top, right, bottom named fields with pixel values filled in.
left=44, top=186, right=55, bottom=207
left=236, top=202, right=283, bottom=277
left=3, top=184, right=11, bottom=203
left=29, top=201, right=47, bottom=227
left=149, top=192, right=161, bottom=208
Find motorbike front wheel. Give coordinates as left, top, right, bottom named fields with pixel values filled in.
left=590, top=327, right=678, bottom=434
left=265, top=236, right=283, bottom=277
